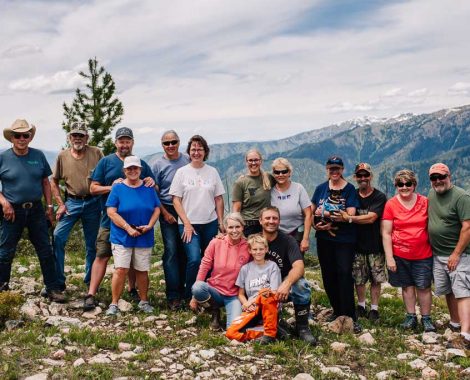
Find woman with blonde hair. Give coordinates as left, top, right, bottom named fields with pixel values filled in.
left=232, top=149, right=272, bottom=235
left=381, top=169, right=436, bottom=332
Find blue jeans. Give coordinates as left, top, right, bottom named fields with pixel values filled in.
left=192, top=280, right=242, bottom=329
left=178, top=219, right=219, bottom=300
left=53, top=197, right=101, bottom=288
left=0, top=202, right=59, bottom=290
left=287, top=277, right=312, bottom=306
left=160, top=204, right=186, bottom=301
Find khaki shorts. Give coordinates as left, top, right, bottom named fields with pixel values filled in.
left=433, top=254, right=470, bottom=299
left=111, top=244, right=152, bottom=271
left=96, top=227, right=112, bottom=258
left=352, top=252, right=387, bottom=286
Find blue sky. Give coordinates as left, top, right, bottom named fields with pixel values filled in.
left=1, top=0, right=470, bottom=153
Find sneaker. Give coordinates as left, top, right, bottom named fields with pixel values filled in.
left=368, top=309, right=380, bottom=322
left=138, top=301, right=154, bottom=314
left=106, top=304, right=120, bottom=316
left=40, top=288, right=48, bottom=298
left=421, top=317, right=437, bottom=333
left=401, top=314, right=418, bottom=330
left=46, top=290, right=66, bottom=303
left=83, top=294, right=96, bottom=311
left=446, top=335, right=470, bottom=350
left=255, top=335, right=276, bottom=345
left=128, top=288, right=140, bottom=303
left=356, top=305, right=367, bottom=318
left=447, top=323, right=461, bottom=333
left=0, top=282, right=9, bottom=292
left=353, top=321, right=363, bottom=334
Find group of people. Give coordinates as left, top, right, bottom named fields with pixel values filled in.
left=0, top=118, right=469, bottom=350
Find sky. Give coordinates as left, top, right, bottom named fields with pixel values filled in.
left=1, top=0, right=470, bottom=154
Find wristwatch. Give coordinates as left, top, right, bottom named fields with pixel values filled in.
left=348, top=217, right=353, bottom=224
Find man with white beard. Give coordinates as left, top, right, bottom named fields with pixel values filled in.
left=51, top=122, right=103, bottom=292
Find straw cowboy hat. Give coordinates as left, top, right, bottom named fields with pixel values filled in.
left=3, top=119, right=36, bottom=142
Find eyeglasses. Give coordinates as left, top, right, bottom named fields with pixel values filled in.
left=13, top=133, right=31, bottom=139
left=429, top=174, right=448, bottom=181
left=247, top=159, right=260, bottom=164
left=162, top=140, right=179, bottom=146
left=273, top=169, right=289, bottom=175
left=70, top=133, right=85, bottom=138
left=355, top=173, right=370, bottom=179
left=396, top=181, right=413, bottom=188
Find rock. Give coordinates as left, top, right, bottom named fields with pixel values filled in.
left=460, top=368, right=470, bottom=375
left=409, top=358, right=427, bottom=369
left=51, top=349, right=66, bottom=359
left=169, top=363, right=185, bottom=371
left=73, top=358, right=85, bottom=367
left=120, top=351, right=137, bottom=359
left=422, top=367, right=439, bottom=379
left=446, top=348, right=466, bottom=359
left=358, top=332, right=376, bottom=345
left=188, top=353, right=203, bottom=365
left=64, top=346, right=80, bottom=353
left=397, top=353, right=415, bottom=360
left=164, top=326, right=172, bottom=331
left=229, top=339, right=243, bottom=346
left=159, top=348, right=172, bottom=355
left=48, top=303, right=68, bottom=316
left=17, top=266, right=28, bottom=274
left=422, top=332, right=439, bottom=344
left=45, top=316, right=82, bottom=328
left=41, top=358, right=66, bottom=366
left=117, top=299, right=133, bottom=312
left=147, top=330, right=157, bottom=339
left=82, top=307, right=102, bottom=319
left=375, top=370, right=398, bottom=379
left=321, top=367, right=345, bottom=376
left=143, top=316, right=158, bottom=324
left=133, top=346, right=144, bottom=354
left=118, top=342, right=132, bottom=351
left=5, top=319, right=24, bottom=330
left=89, top=353, right=111, bottom=364
left=45, top=336, right=62, bottom=346
left=24, top=373, right=48, bottom=380
left=199, top=349, right=216, bottom=360
left=21, top=299, right=41, bottom=320
left=328, top=316, right=354, bottom=334
left=316, top=308, right=334, bottom=323
left=185, top=316, right=197, bottom=326
left=249, top=365, right=258, bottom=375
left=293, top=374, right=315, bottom=380
left=330, top=342, right=350, bottom=353
left=19, top=277, right=40, bottom=294
left=67, top=300, right=83, bottom=309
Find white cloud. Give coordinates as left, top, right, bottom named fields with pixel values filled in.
left=448, top=82, right=470, bottom=96
left=8, top=70, right=84, bottom=94
left=1, top=44, right=42, bottom=58
left=383, top=88, right=402, bottom=97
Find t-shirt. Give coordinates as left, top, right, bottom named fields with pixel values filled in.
left=232, top=174, right=272, bottom=221
left=271, top=181, right=311, bottom=234
left=152, top=153, right=190, bottom=205
left=52, top=146, right=103, bottom=196
left=382, top=193, right=432, bottom=260
left=266, top=231, right=303, bottom=278
left=311, top=181, right=359, bottom=243
left=106, top=183, right=161, bottom=248
left=91, top=153, right=155, bottom=228
left=0, top=148, right=52, bottom=204
left=169, top=164, right=225, bottom=224
left=236, top=260, right=281, bottom=300
left=356, top=188, right=387, bottom=255
left=428, top=186, right=470, bottom=257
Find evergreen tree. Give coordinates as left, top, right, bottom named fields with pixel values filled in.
left=62, top=58, right=124, bottom=155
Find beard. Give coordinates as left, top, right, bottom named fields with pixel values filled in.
left=72, top=142, right=85, bottom=151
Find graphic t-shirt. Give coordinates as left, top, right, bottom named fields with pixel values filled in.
left=266, top=232, right=303, bottom=278
left=236, top=260, right=281, bottom=300
left=106, top=183, right=160, bottom=248
left=232, top=174, right=272, bottom=221
left=356, top=188, right=387, bottom=255
left=428, top=186, right=470, bottom=257
left=0, top=148, right=52, bottom=204
left=311, top=181, right=359, bottom=243
left=152, top=154, right=190, bottom=205
left=382, top=193, right=432, bottom=260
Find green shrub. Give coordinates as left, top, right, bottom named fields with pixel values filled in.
left=0, top=292, right=24, bottom=328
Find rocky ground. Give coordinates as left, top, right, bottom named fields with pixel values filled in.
left=1, top=252, right=469, bottom=379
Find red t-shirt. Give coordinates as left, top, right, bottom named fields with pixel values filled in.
left=382, top=194, right=432, bottom=260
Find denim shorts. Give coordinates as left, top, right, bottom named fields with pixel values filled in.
left=388, top=255, right=433, bottom=289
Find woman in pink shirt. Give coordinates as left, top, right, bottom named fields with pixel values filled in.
left=190, top=213, right=250, bottom=330
left=381, top=169, right=435, bottom=332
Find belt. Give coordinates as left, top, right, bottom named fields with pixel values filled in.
left=68, top=194, right=93, bottom=201
left=245, top=220, right=260, bottom=227
left=12, top=201, right=41, bottom=209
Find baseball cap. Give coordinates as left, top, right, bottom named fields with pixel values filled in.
left=123, top=155, right=142, bottom=169
left=429, top=163, right=450, bottom=176
left=115, top=127, right=133, bottom=139
left=354, top=163, right=372, bottom=174
left=326, top=156, right=344, bottom=167
left=69, top=122, right=88, bottom=135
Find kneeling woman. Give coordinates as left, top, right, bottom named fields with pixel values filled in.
left=105, top=156, right=161, bottom=316
left=190, top=213, right=251, bottom=330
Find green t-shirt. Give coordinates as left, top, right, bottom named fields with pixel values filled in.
left=232, top=174, right=271, bottom=221
left=428, top=186, right=470, bottom=256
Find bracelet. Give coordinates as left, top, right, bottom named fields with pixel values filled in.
left=123, top=223, right=128, bottom=229
left=47, top=204, right=53, bottom=208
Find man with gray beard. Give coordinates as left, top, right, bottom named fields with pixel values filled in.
left=51, top=122, right=103, bottom=291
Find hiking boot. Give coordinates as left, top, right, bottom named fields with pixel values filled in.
left=356, top=305, right=367, bottom=318
left=209, top=309, right=223, bottom=331
left=255, top=335, right=276, bottom=345
left=83, top=294, right=96, bottom=311
left=446, top=335, right=470, bottom=350
left=353, top=321, right=363, bottom=334
left=421, top=317, right=437, bottom=333
left=128, top=288, right=140, bottom=303
left=138, top=301, right=154, bottom=314
left=277, top=318, right=293, bottom=340
left=446, top=323, right=461, bottom=333
left=167, top=299, right=182, bottom=312
left=40, top=288, right=48, bottom=298
left=368, top=309, right=380, bottom=322
left=401, top=314, right=418, bottom=330
left=106, top=304, right=120, bottom=316
left=0, top=282, right=9, bottom=292
left=295, top=304, right=318, bottom=346
left=46, top=290, right=66, bottom=303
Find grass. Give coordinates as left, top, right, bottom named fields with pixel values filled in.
left=0, top=224, right=468, bottom=379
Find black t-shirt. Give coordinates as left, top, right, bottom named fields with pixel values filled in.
left=356, top=188, right=387, bottom=255
left=266, top=231, right=303, bottom=278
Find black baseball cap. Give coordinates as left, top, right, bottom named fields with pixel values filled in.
left=115, top=127, right=133, bottom=139
left=326, top=156, right=344, bottom=167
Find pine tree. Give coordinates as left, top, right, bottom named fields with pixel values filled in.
left=62, top=58, right=124, bottom=155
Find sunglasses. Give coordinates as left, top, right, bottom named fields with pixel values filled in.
left=429, top=174, right=448, bottom=181
left=247, top=159, right=261, bottom=164
left=355, top=173, right=370, bottom=179
left=396, top=181, right=413, bottom=188
left=162, top=140, right=179, bottom=146
left=13, top=133, right=31, bottom=139
left=273, top=169, right=289, bottom=175
left=70, top=133, right=85, bottom=138
left=328, top=166, right=342, bottom=172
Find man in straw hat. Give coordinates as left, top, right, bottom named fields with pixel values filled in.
left=0, top=119, right=65, bottom=302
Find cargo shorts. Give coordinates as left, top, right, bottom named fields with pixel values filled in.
left=352, top=252, right=387, bottom=286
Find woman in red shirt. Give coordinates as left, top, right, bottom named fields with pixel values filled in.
left=382, top=169, right=436, bottom=332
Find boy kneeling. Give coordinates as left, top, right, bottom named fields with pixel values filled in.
left=226, top=234, right=281, bottom=344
